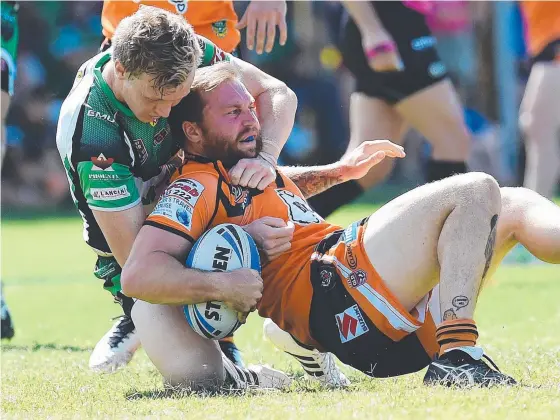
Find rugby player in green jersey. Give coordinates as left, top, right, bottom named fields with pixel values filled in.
left=56, top=5, right=297, bottom=374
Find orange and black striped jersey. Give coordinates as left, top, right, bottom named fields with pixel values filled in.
left=102, top=0, right=240, bottom=53
left=145, top=156, right=341, bottom=345
left=520, top=1, right=560, bottom=57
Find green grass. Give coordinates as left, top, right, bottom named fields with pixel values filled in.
left=2, top=206, right=560, bottom=419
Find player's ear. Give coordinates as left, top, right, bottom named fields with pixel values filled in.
left=182, top=121, right=202, bottom=144
left=114, top=60, right=127, bottom=80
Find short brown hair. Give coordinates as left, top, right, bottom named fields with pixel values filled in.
left=112, top=5, right=201, bottom=93
left=169, top=62, right=243, bottom=140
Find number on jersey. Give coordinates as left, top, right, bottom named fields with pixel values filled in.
left=276, top=190, right=323, bottom=225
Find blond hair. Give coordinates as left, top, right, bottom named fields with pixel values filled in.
left=112, top=5, right=201, bottom=92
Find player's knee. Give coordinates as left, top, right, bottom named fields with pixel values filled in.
left=461, top=172, right=501, bottom=212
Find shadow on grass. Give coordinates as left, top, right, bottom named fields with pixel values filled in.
left=124, top=372, right=353, bottom=400
left=1, top=342, right=92, bottom=352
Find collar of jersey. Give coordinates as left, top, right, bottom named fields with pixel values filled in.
left=93, top=51, right=136, bottom=118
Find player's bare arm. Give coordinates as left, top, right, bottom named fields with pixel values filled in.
left=282, top=140, right=405, bottom=198
left=92, top=205, right=145, bottom=268
left=121, top=225, right=262, bottom=313
left=229, top=57, right=297, bottom=189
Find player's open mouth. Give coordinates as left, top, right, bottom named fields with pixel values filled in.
left=239, top=135, right=255, bottom=143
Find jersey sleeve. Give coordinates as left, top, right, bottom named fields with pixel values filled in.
left=74, top=110, right=140, bottom=212
left=197, top=35, right=233, bottom=67
left=144, top=172, right=219, bottom=243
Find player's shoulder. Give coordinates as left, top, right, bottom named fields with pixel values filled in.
left=196, top=34, right=231, bottom=67
left=171, top=159, right=222, bottom=186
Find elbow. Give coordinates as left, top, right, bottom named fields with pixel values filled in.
left=284, top=85, right=298, bottom=113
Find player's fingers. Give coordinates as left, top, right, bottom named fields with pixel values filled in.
left=278, top=15, right=288, bottom=46
left=362, top=151, right=386, bottom=168
left=238, top=167, right=257, bottom=188
left=255, top=17, right=268, bottom=54
left=258, top=216, right=289, bottom=228
left=255, top=170, right=275, bottom=190
left=236, top=11, right=248, bottom=29
left=267, top=242, right=292, bottom=260
left=265, top=17, right=277, bottom=53
left=246, top=12, right=257, bottom=50
left=237, top=311, right=249, bottom=324
left=228, top=161, right=247, bottom=185
left=247, top=171, right=263, bottom=189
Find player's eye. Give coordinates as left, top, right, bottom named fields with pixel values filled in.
left=229, top=109, right=241, bottom=116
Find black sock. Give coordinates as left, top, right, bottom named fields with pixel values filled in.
left=307, top=180, right=364, bottom=219
left=426, top=160, right=467, bottom=182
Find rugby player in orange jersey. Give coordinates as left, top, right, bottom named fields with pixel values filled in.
left=100, top=0, right=287, bottom=55
left=122, top=63, right=560, bottom=390
left=519, top=1, right=560, bottom=199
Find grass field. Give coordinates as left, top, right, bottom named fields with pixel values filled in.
left=1, top=204, right=560, bottom=419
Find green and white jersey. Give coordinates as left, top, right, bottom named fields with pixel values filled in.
left=56, top=35, right=231, bottom=255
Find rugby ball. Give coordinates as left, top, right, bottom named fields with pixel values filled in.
left=184, top=223, right=261, bottom=340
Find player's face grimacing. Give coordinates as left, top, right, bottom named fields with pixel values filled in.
left=123, top=71, right=194, bottom=124
left=198, top=79, right=262, bottom=168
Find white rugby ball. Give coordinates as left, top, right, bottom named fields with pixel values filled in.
left=184, top=223, right=261, bottom=340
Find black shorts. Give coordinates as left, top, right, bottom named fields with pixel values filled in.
left=339, top=1, right=448, bottom=104
left=307, top=224, right=433, bottom=378
left=532, top=38, right=560, bottom=63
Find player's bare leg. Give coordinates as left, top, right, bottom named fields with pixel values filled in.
left=131, top=301, right=291, bottom=391
left=362, top=172, right=515, bottom=386
left=395, top=79, right=470, bottom=165
left=519, top=62, right=560, bottom=199
left=485, top=187, right=560, bottom=282
left=350, top=94, right=408, bottom=189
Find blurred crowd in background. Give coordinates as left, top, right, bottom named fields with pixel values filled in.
left=0, top=1, right=550, bottom=211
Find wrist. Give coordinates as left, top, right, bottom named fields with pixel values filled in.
left=258, top=151, right=278, bottom=168
left=332, top=161, right=350, bottom=183
left=209, top=271, right=230, bottom=302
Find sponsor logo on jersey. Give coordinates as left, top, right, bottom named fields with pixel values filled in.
left=346, top=246, right=358, bottom=270
left=86, top=109, right=116, bottom=124
left=168, top=0, right=188, bottom=14
left=347, top=269, right=367, bottom=288
left=212, top=20, right=228, bottom=38
left=91, top=153, right=114, bottom=171
left=132, top=139, right=149, bottom=165
left=154, top=127, right=169, bottom=146
left=165, top=178, right=205, bottom=208
left=335, top=304, right=369, bottom=343
left=152, top=194, right=194, bottom=230
left=88, top=173, right=121, bottom=181
left=210, top=47, right=228, bottom=65
left=90, top=185, right=130, bottom=201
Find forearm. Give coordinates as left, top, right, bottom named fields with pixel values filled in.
left=121, top=251, right=224, bottom=305
left=341, top=1, right=385, bottom=36
left=280, top=163, right=344, bottom=199
left=256, top=85, right=297, bottom=165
